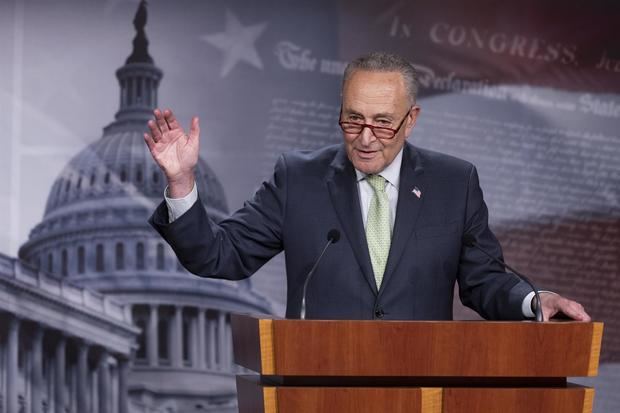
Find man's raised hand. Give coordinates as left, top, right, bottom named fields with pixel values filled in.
left=144, top=108, right=200, bottom=198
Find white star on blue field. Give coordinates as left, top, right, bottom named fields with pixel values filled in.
left=200, top=9, right=268, bottom=77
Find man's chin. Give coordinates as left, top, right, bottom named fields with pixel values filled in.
left=351, top=159, right=383, bottom=175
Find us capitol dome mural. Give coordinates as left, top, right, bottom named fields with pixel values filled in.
left=13, top=1, right=272, bottom=412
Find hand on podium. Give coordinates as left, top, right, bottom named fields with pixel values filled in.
left=539, top=292, right=591, bottom=321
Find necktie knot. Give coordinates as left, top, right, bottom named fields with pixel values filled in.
left=366, top=174, right=387, bottom=193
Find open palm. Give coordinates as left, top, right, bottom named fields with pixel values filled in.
left=144, top=108, right=200, bottom=197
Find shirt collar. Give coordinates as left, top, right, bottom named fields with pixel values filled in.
left=354, top=147, right=404, bottom=189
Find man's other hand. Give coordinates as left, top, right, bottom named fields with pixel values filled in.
left=539, top=292, right=591, bottom=322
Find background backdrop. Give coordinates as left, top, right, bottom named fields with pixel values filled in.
left=1, top=0, right=618, bottom=412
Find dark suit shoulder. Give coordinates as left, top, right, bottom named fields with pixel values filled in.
left=279, top=144, right=343, bottom=176
left=281, top=144, right=341, bottom=165
left=412, top=145, right=475, bottom=176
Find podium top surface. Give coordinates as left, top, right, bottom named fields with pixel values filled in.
left=231, top=315, right=603, bottom=378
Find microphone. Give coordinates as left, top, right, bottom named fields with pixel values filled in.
left=300, top=229, right=341, bottom=320
left=462, top=233, right=543, bottom=322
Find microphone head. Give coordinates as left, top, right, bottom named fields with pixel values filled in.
left=462, top=233, right=476, bottom=247
left=327, top=229, right=341, bottom=243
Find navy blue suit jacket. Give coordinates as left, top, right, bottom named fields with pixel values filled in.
left=150, top=143, right=532, bottom=320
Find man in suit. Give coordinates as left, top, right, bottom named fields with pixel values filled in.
left=145, top=52, right=589, bottom=321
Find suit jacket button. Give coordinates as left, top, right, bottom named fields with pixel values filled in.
left=375, top=308, right=384, bottom=318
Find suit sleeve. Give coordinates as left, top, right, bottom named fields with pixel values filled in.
left=148, top=155, right=288, bottom=280
left=457, top=165, right=533, bottom=320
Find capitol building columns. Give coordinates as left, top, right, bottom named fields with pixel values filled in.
left=171, top=306, right=183, bottom=368
left=218, top=312, right=228, bottom=370
left=6, top=315, right=19, bottom=413
left=118, top=356, right=130, bottom=413
left=1, top=298, right=251, bottom=412
left=31, top=326, right=44, bottom=413
left=197, top=308, right=206, bottom=370
left=133, top=303, right=241, bottom=372
left=94, top=348, right=130, bottom=413
left=54, top=335, right=66, bottom=412
left=147, top=304, right=159, bottom=366
left=0, top=258, right=138, bottom=413
left=77, top=341, right=90, bottom=412
left=1, top=282, right=264, bottom=412
left=0, top=321, right=133, bottom=413
left=190, top=310, right=199, bottom=367
left=98, top=349, right=110, bottom=413
left=208, top=311, right=217, bottom=369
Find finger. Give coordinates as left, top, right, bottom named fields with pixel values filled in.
left=147, top=120, right=161, bottom=142
left=188, top=116, right=200, bottom=143
left=143, top=133, right=156, bottom=152
left=154, top=108, right=169, bottom=133
left=539, top=293, right=558, bottom=321
left=579, top=312, right=592, bottom=322
left=164, top=109, right=181, bottom=131
left=563, top=302, right=591, bottom=322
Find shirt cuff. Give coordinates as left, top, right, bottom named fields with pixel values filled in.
left=521, top=290, right=558, bottom=318
left=164, top=182, right=198, bottom=223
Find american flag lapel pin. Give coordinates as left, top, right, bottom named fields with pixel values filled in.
left=412, top=186, right=422, bottom=198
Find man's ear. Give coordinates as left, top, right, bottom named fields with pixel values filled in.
left=405, top=105, right=421, bottom=135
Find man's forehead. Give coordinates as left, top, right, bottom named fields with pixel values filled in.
left=343, top=70, right=407, bottom=94
left=342, top=71, right=408, bottom=115
left=341, top=107, right=398, bottom=119
left=343, top=70, right=405, bottom=90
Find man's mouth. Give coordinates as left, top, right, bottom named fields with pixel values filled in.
left=356, top=149, right=378, bottom=160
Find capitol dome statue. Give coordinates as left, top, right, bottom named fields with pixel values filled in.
left=18, top=1, right=272, bottom=412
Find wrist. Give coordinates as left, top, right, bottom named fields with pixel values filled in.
left=530, top=291, right=559, bottom=315
left=167, top=173, right=195, bottom=198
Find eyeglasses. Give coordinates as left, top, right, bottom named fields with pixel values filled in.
left=339, top=107, right=412, bottom=140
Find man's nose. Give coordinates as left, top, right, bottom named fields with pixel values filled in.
left=358, top=125, right=377, bottom=145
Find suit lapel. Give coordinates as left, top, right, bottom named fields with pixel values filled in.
left=326, top=147, right=378, bottom=296
left=379, top=143, right=426, bottom=296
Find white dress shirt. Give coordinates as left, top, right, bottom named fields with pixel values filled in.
left=165, top=184, right=198, bottom=223
left=355, top=148, right=402, bottom=231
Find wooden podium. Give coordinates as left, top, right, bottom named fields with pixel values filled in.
left=231, top=314, right=603, bottom=413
